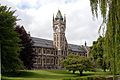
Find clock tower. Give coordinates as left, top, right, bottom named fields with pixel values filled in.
left=53, top=10, right=67, bottom=68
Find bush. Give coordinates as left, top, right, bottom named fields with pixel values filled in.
left=62, top=76, right=106, bottom=80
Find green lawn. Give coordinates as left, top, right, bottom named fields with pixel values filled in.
left=1, top=70, right=116, bottom=80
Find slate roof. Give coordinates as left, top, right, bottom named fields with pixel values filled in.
left=31, top=37, right=87, bottom=52
left=32, top=37, right=53, bottom=48
left=68, top=44, right=86, bottom=52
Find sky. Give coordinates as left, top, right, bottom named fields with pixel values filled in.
left=0, top=0, right=102, bottom=46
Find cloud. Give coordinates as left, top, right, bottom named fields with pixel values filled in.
left=0, top=0, right=102, bottom=46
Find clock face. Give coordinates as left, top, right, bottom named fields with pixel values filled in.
left=61, top=27, right=64, bottom=32
left=61, top=25, right=64, bottom=32
left=56, top=28, right=59, bottom=32
left=61, top=28, right=63, bottom=32
left=55, top=25, right=59, bottom=32
left=54, top=25, right=64, bottom=32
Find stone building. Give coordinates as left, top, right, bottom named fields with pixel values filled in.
left=31, top=10, right=89, bottom=69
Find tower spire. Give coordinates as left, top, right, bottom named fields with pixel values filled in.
left=55, top=10, right=63, bottom=20
left=53, top=13, right=54, bottom=21
left=85, top=41, right=87, bottom=46
left=64, top=14, right=66, bottom=22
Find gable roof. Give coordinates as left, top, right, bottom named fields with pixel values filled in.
left=31, top=37, right=87, bottom=52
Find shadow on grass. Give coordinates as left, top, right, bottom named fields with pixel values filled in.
left=46, top=70, right=96, bottom=77
left=74, top=73, right=93, bottom=77
left=46, top=70, right=74, bottom=75
left=2, top=70, right=77, bottom=79
left=2, top=71, right=49, bottom=78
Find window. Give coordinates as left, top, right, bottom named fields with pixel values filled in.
left=43, top=59, right=45, bottom=63
left=47, top=59, right=49, bottom=63
left=47, top=49, right=50, bottom=54
left=57, top=36, right=59, bottom=41
left=54, top=36, right=56, bottom=41
left=43, top=49, right=46, bottom=54
left=39, top=48, right=41, bottom=53
left=54, top=59, right=56, bottom=64
left=38, top=58, right=41, bottom=64
left=56, top=60, right=58, bottom=64
left=55, top=42, right=56, bottom=45
left=35, top=48, right=38, bottom=53
left=54, top=51, right=56, bottom=55
left=51, top=59, right=53, bottom=63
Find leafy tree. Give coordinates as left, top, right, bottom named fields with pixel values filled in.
left=61, top=54, right=93, bottom=76
left=89, top=0, right=120, bottom=79
left=90, top=36, right=108, bottom=71
left=15, top=25, right=35, bottom=69
left=0, top=5, right=23, bottom=73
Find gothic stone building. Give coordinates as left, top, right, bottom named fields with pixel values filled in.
left=32, top=10, right=89, bottom=69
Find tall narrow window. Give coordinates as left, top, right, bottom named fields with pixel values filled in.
left=39, top=48, right=41, bottom=53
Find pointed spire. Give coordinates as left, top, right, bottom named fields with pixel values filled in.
left=27, top=31, right=31, bottom=38
left=53, top=14, right=54, bottom=21
left=64, top=14, right=66, bottom=22
left=85, top=41, right=87, bottom=46
left=28, top=31, right=30, bottom=34
left=55, top=10, right=63, bottom=20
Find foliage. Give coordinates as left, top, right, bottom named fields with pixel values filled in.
left=63, top=77, right=106, bottom=80
left=0, top=5, right=23, bottom=73
left=15, top=25, right=35, bottom=69
left=89, top=36, right=108, bottom=71
left=61, top=54, right=93, bottom=76
left=89, top=0, right=120, bottom=75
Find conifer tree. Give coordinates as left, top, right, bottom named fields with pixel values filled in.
left=15, top=25, right=35, bottom=69
left=0, top=5, right=23, bottom=73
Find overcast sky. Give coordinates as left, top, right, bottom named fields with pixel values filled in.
left=0, top=0, right=102, bottom=46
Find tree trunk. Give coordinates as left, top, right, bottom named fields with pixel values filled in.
left=110, top=67, right=111, bottom=71
left=79, top=70, right=83, bottom=76
left=104, top=68, right=106, bottom=72
left=72, top=70, right=75, bottom=74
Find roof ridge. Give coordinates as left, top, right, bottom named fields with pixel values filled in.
left=31, top=37, right=53, bottom=41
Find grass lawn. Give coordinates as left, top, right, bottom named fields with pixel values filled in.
left=1, top=70, right=116, bottom=80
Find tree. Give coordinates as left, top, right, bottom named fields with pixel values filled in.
left=0, top=5, right=23, bottom=73
left=15, top=25, right=35, bottom=69
left=90, top=36, right=108, bottom=71
left=61, top=54, right=93, bottom=76
left=89, top=0, right=120, bottom=79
